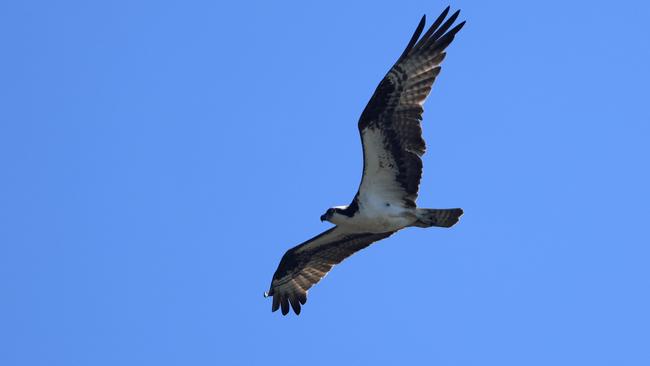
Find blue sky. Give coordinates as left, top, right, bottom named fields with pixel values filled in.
left=1, top=0, right=649, bottom=365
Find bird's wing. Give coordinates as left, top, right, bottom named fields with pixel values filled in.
left=265, top=226, right=395, bottom=315
left=353, top=8, right=465, bottom=209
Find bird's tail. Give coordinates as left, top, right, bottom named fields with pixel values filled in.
left=412, top=208, right=463, bottom=228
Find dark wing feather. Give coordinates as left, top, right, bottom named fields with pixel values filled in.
left=265, top=227, right=395, bottom=315
left=354, top=8, right=465, bottom=208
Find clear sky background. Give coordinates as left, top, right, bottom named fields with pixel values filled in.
left=1, top=0, right=649, bottom=365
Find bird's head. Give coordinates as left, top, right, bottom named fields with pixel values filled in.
left=320, top=206, right=348, bottom=223
left=320, top=208, right=336, bottom=222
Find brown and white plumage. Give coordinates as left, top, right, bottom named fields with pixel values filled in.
left=265, top=227, right=395, bottom=315
left=265, top=7, right=465, bottom=315
left=355, top=7, right=465, bottom=210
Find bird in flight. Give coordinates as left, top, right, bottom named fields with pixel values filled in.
left=265, top=7, right=466, bottom=315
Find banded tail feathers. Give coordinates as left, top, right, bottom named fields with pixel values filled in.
left=413, top=208, right=463, bottom=228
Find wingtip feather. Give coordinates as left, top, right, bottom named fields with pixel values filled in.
left=289, top=296, right=302, bottom=315
left=272, top=294, right=280, bottom=312
left=280, top=296, right=290, bottom=315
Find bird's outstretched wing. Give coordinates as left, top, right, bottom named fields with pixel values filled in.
left=265, top=227, right=395, bottom=315
left=352, top=7, right=465, bottom=210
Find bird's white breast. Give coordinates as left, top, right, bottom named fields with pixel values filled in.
left=332, top=198, right=415, bottom=233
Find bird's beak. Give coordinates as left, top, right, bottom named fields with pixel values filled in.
left=320, top=214, right=327, bottom=222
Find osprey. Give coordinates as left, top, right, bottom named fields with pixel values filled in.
left=265, top=7, right=465, bottom=315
